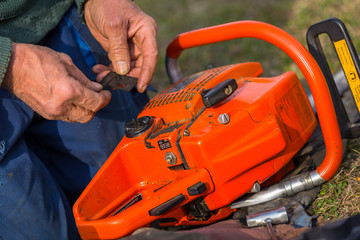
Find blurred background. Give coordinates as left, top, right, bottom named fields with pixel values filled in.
left=136, top=0, right=360, bottom=97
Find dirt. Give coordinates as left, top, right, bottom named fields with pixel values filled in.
left=310, top=138, right=360, bottom=225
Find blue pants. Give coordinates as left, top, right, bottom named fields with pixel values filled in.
left=0, top=7, right=147, bottom=240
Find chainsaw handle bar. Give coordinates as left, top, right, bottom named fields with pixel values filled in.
left=166, top=21, right=342, bottom=181
left=307, top=18, right=360, bottom=139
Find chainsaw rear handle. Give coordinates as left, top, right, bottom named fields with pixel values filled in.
left=307, top=17, right=360, bottom=139
left=165, top=21, right=342, bottom=181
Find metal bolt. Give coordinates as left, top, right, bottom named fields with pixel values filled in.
left=250, top=182, right=261, bottom=193
left=183, top=129, right=190, bottom=136
left=165, top=152, right=177, bottom=165
left=218, top=113, right=230, bottom=124
left=224, top=85, right=233, bottom=95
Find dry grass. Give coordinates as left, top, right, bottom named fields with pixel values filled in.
left=311, top=138, right=360, bottom=224
left=136, top=0, right=360, bottom=94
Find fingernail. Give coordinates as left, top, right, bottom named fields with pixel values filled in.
left=139, top=84, right=147, bottom=92
left=116, top=61, right=129, bottom=75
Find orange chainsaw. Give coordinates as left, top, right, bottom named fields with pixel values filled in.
left=73, top=19, right=360, bottom=239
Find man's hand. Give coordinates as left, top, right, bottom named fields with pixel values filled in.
left=1, top=43, right=111, bottom=123
left=84, top=0, right=158, bottom=93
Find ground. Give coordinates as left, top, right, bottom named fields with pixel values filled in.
left=311, top=138, right=360, bottom=225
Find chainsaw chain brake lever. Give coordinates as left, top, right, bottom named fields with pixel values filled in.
left=307, top=17, right=360, bottom=139
left=99, top=71, right=138, bottom=92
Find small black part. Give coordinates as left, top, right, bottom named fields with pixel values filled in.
left=201, top=78, right=238, bottom=108
left=112, top=194, right=143, bottom=216
left=185, top=198, right=211, bottom=220
left=158, top=139, right=172, bottom=150
left=100, top=72, right=117, bottom=90
left=187, top=181, right=207, bottom=196
left=125, top=116, right=153, bottom=138
left=100, top=71, right=138, bottom=92
left=149, top=194, right=186, bottom=216
left=306, top=17, right=360, bottom=139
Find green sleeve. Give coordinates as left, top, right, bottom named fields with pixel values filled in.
left=0, top=36, right=12, bottom=86
left=74, top=0, right=87, bottom=21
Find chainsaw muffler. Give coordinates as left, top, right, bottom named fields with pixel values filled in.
left=230, top=170, right=325, bottom=209
left=73, top=21, right=343, bottom=240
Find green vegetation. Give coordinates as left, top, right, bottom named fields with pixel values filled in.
left=137, top=0, right=360, bottom=93
left=311, top=139, right=360, bottom=224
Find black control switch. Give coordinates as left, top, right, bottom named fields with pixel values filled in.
left=187, top=182, right=207, bottom=196
left=201, top=78, right=238, bottom=108
left=125, top=116, right=153, bottom=138
left=149, top=194, right=186, bottom=216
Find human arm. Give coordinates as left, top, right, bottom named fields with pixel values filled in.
left=0, top=41, right=111, bottom=123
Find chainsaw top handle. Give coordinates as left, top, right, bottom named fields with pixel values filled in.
left=165, top=21, right=342, bottom=181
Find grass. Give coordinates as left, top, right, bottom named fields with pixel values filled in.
left=135, top=0, right=360, bottom=223
left=311, top=139, right=360, bottom=224
left=136, top=0, right=360, bottom=93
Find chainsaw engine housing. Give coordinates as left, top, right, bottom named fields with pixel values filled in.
left=73, top=62, right=317, bottom=239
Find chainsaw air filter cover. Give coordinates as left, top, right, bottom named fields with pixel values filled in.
left=73, top=62, right=317, bottom=239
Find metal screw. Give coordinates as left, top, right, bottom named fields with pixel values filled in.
left=165, top=152, right=177, bottom=165
left=183, top=129, right=190, bottom=136
left=224, top=85, right=233, bottom=95
left=218, top=113, right=230, bottom=124
left=250, top=182, right=261, bottom=193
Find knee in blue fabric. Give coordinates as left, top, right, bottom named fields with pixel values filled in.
left=0, top=88, right=34, bottom=162
left=0, top=89, right=80, bottom=239
left=0, top=137, right=80, bottom=240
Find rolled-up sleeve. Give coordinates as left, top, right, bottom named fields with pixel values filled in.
left=74, top=0, right=87, bottom=22
left=0, top=36, right=12, bottom=86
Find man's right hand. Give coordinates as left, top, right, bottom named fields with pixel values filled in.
left=84, top=0, right=158, bottom=93
left=1, top=43, right=111, bottom=123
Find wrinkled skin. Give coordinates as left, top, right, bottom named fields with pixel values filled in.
left=1, top=0, right=158, bottom=123
left=2, top=43, right=111, bottom=123
left=84, top=0, right=158, bottom=93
